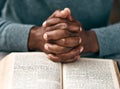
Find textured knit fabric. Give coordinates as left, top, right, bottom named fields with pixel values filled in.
left=0, top=0, right=120, bottom=58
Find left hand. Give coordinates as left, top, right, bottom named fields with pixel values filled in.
left=42, top=9, right=99, bottom=63
left=44, top=21, right=99, bottom=62
left=42, top=17, right=83, bottom=62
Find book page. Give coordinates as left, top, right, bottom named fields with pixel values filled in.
left=0, top=54, right=14, bottom=89
left=10, top=52, right=62, bottom=89
left=0, top=52, right=8, bottom=60
left=63, top=58, right=120, bottom=89
left=114, top=62, right=120, bottom=85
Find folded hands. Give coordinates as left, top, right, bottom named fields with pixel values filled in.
left=28, top=8, right=99, bottom=63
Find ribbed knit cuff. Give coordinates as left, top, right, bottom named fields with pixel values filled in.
left=4, top=23, right=35, bottom=52
left=93, top=23, right=120, bottom=57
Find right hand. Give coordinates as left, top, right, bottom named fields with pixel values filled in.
left=41, top=8, right=83, bottom=62
left=28, top=25, right=80, bottom=55
left=28, top=8, right=83, bottom=63
left=28, top=26, right=48, bottom=53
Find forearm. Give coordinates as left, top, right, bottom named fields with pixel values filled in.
left=0, top=18, right=34, bottom=52
left=93, top=22, right=120, bottom=57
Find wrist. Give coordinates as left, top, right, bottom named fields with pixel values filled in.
left=28, top=26, right=39, bottom=51
left=88, top=30, right=99, bottom=53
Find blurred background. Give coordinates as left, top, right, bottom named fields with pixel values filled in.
left=110, top=0, right=120, bottom=24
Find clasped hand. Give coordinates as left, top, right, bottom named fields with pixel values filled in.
left=28, top=8, right=99, bottom=63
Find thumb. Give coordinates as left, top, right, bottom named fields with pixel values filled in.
left=55, top=8, right=73, bottom=21
left=60, top=8, right=73, bottom=21
left=43, top=8, right=73, bottom=27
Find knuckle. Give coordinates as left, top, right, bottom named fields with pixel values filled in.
left=56, top=23, right=68, bottom=30
left=46, top=27, right=50, bottom=31
left=55, top=18, right=61, bottom=22
left=78, top=37, right=82, bottom=44
left=74, top=37, right=80, bottom=45
left=72, top=25, right=79, bottom=32
left=61, top=47, right=66, bottom=52
left=45, top=20, right=50, bottom=25
left=61, top=23, right=68, bottom=29
left=46, top=26, right=53, bottom=31
left=60, top=47, right=69, bottom=53
left=61, top=38, right=66, bottom=45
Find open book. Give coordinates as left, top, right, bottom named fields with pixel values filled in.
left=0, top=52, right=120, bottom=89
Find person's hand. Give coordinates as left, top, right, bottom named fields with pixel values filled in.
left=28, top=22, right=82, bottom=58
left=28, top=26, right=82, bottom=63
left=43, top=18, right=83, bottom=62
left=42, top=8, right=99, bottom=62
left=53, top=8, right=99, bottom=53
left=43, top=19, right=99, bottom=62
left=47, top=8, right=73, bottom=21
left=41, top=9, right=83, bottom=62
left=78, top=30, right=99, bottom=53
left=28, top=26, right=75, bottom=54
left=43, top=17, right=82, bottom=47
left=28, top=26, right=48, bottom=53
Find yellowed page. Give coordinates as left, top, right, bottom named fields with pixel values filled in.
left=0, top=54, right=14, bottom=89
left=63, top=58, right=120, bottom=89
left=0, top=52, right=62, bottom=89
left=11, top=52, right=61, bottom=89
left=0, top=52, right=8, bottom=60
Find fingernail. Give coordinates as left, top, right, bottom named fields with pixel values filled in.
left=79, top=37, right=82, bottom=44
left=43, top=33, right=48, bottom=40
left=80, top=27, right=82, bottom=31
left=80, top=46, right=84, bottom=53
left=42, top=21, right=46, bottom=27
left=44, top=44, right=49, bottom=50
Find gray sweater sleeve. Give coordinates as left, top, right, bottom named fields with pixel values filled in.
left=0, top=0, right=34, bottom=52
left=93, top=23, right=120, bottom=57
left=0, top=18, right=34, bottom=52
left=0, top=0, right=33, bottom=52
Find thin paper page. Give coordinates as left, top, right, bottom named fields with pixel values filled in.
left=63, top=58, right=119, bottom=89
left=0, top=54, right=14, bottom=89
left=0, top=52, right=8, bottom=60
left=11, top=52, right=61, bottom=89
